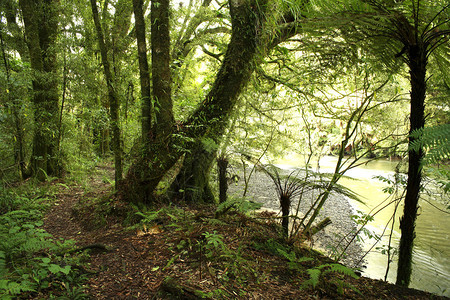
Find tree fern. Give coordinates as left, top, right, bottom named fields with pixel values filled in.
left=410, top=124, right=450, bottom=164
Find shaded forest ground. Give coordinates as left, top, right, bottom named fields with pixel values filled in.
left=40, top=163, right=448, bottom=299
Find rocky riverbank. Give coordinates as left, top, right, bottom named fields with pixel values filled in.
left=227, top=164, right=366, bottom=269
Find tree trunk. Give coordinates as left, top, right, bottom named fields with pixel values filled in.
left=132, top=0, right=152, bottom=145
left=396, top=42, right=427, bottom=287
left=20, top=0, right=60, bottom=180
left=170, top=140, right=216, bottom=203
left=90, top=0, right=123, bottom=187
left=280, top=195, right=290, bottom=237
left=217, top=155, right=229, bottom=203
left=152, top=0, right=174, bottom=138
left=166, top=0, right=268, bottom=203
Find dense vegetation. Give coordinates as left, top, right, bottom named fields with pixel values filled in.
left=0, top=0, right=449, bottom=298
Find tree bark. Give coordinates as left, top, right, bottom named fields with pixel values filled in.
left=132, top=0, right=152, bottom=145
left=169, top=139, right=216, bottom=203
left=90, top=0, right=123, bottom=187
left=217, top=155, right=229, bottom=203
left=396, top=42, right=427, bottom=287
left=152, top=0, right=174, bottom=138
left=20, top=0, right=60, bottom=180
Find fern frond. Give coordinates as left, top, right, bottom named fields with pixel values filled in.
left=303, top=268, right=321, bottom=288
left=321, top=263, right=359, bottom=279
left=410, top=124, right=450, bottom=163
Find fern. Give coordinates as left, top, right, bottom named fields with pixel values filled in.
left=410, top=124, right=450, bottom=163
left=303, top=268, right=321, bottom=288
left=302, top=263, right=360, bottom=294
left=320, top=263, right=359, bottom=279
left=0, top=280, right=35, bottom=297
left=215, top=196, right=263, bottom=216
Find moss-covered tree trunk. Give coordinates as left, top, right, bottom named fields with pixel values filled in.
left=152, top=0, right=174, bottom=139
left=170, top=140, right=216, bottom=203
left=132, top=0, right=152, bottom=146
left=167, top=0, right=268, bottom=203
left=20, top=0, right=60, bottom=180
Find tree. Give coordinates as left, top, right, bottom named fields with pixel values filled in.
left=90, top=0, right=123, bottom=187
left=330, top=0, right=449, bottom=287
left=131, top=0, right=152, bottom=147
left=134, top=0, right=311, bottom=203
left=124, top=0, right=277, bottom=203
left=364, top=1, right=449, bottom=287
left=19, top=0, right=60, bottom=180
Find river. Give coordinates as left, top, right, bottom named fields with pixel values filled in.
left=276, top=155, right=450, bottom=297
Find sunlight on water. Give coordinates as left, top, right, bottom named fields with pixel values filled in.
left=275, top=154, right=450, bottom=296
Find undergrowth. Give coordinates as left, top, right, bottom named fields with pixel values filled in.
left=0, top=183, right=89, bottom=299
left=131, top=199, right=362, bottom=299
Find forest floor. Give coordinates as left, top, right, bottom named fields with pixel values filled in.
left=40, top=163, right=448, bottom=299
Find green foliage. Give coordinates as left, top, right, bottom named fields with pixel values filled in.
left=276, top=247, right=313, bottom=270
left=0, top=189, right=88, bottom=298
left=127, top=204, right=190, bottom=231
left=215, top=196, right=263, bottom=216
left=197, top=231, right=255, bottom=284
left=201, top=137, right=219, bottom=154
left=410, top=124, right=450, bottom=164
left=202, top=231, right=226, bottom=258
left=373, top=173, right=408, bottom=195
left=301, top=263, right=360, bottom=295
left=253, top=238, right=313, bottom=270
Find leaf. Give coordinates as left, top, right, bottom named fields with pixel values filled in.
left=60, top=265, right=71, bottom=275
left=41, top=257, right=51, bottom=264
left=48, top=264, right=64, bottom=274
left=305, top=268, right=321, bottom=288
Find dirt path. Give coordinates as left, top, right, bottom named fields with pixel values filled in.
left=43, top=165, right=113, bottom=242
left=42, top=165, right=168, bottom=298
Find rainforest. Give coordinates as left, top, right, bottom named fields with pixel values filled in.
left=0, top=0, right=449, bottom=298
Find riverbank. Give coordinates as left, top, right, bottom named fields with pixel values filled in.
left=227, top=165, right=366, bottom=269
left=6, top=161, right=449, bottom=299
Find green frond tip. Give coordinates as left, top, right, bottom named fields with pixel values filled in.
left=320, top=263, right=359, bottom=279
left=410, top=124, right=450, bottom=163
left=304, top=268, right=321, bottom=288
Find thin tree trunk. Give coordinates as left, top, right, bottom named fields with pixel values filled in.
left=132, top=0, right=152, bottom=145
left=90, top=0, right=123, bottom=187
left=217, top=155, right=229, bottom=203
left=57, top=47, right=68, bottom=170
left=396, top=42, right=427, bottom=287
